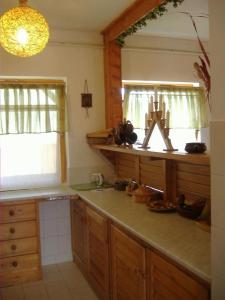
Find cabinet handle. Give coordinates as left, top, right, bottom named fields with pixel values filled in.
left=12, top=261, right=18, bottom=268
left=9, top=209, right=15, bottom=216
left=11, top=244, right=17, bottom=251
left=9, top=227, right=15, bottom=234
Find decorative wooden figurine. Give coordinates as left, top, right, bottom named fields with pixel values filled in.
left=142, top=97, right=177, bottom=151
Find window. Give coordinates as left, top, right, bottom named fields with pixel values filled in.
left=123, top=84, right=208, bottom=151
left=0, top=80, right=66, bottom=191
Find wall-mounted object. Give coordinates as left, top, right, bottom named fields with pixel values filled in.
left=0, top=0, right=49, bottom=57
left=81, top=80, right=92, bottom=117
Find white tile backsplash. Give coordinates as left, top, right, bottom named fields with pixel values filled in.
left=39, top=200, right=72, bottom=265
left=57, top=218, right=71, bottom=236
left=44, top=219, right=58, bottom=237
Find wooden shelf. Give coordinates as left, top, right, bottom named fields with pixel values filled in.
left=91, top=144, right=210, bottom=166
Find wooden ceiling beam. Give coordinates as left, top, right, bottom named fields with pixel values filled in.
left=102, top=0, right=165, bottom=41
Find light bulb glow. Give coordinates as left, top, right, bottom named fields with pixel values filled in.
left=16, top=28, right=29, bottom=45
left=0, top=5, right=49, bottom=57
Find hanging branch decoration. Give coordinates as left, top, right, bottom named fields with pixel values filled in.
left=180, top=12, right=211, bottom=110
left=116, top=0, right=184, bottom=47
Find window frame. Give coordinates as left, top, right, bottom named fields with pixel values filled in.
left=0, top=79, right=67, bottom=185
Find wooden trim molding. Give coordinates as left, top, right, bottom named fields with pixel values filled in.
left=102, top=0, right=165, bottom=128
left=102, top=0, right=165, bottom=42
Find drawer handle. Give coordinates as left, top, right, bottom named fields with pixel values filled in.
left=9, top=227, right=15, bottom=234
left=9, top=210, right=15, bottom=216
left=12, top=261, right=18, bottom=268
left=11, top=244, right=17, bottom=251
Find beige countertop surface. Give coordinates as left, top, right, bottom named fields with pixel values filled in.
left=0, top=186, right=211, bottom=284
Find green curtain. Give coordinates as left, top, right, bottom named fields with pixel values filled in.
left=123, top=86, right=154, bottom=129
left=0, top=85, right=66, bottom=134
left=123, top=85, right=208, bottom=129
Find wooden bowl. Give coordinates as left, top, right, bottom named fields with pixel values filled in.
left=133, top=193, right=151, bottom=203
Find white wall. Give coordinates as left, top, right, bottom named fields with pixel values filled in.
left=122, top=34, right=210, bottom=147
left=122, top=34, right=209, bottom=82
left=209, top=1, right=225, bottom=299
left=0, top=29, right=115, bottom=185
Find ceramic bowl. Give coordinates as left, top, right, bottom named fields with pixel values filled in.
left=184, top=142, right=207, bottom=153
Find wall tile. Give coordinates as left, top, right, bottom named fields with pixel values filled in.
left=44, top=219, right=58, bottom=237
left=56, top=200, right=70, bottom=219
left=42, top=255, right=56, bottom=266
left=40, top=219, right=45, bottom=238
left=43, top=237, right=59, bottom=257
left=57, top=235, right=72, bottom=255
left=39, top=201, right=72, bottom=266
left=57, top=218, right=71, bottom=236
left=43, top=202, right=57, bottom=220
left=211, top=120, right=225, bottom=176
left=54, top=253, right=73, bottom=264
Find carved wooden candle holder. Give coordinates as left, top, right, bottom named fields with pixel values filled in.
left=142, top=101, right=177, bottom=151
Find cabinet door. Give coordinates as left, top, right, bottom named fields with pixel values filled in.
left=147, top=250, right=209, bottom=300
left=111, top=225, right=146, bottom=300
left=71, top=199, right=87, bottom=269
left=86, top=206, right=109, bottom=300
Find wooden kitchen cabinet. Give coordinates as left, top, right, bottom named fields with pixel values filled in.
left=71, top=199, right=209, bottom=300
left=146, top=250, right=209, bottom=300
left=0, top=200, right=41, bottom=287
left=71, top=198, right=87, bottom=270
left=86, top=206, right=110, bottom=300
left=111, top=225, right=146, bottom=300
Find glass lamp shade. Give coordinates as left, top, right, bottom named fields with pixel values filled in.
left=0, top=5, right=49, bottom=57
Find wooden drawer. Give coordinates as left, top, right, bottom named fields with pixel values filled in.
left=0, top=237, right=38, bottom=258
left=0, top=221, right=37, bottom=241
left=0, top=254, right=41, bottom=287
left=0, top=203, right=36, bottom=224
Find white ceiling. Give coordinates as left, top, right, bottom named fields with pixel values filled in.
left=1, top=0, right=209, bottom=40
left=139, top=0, right=209, bottom=40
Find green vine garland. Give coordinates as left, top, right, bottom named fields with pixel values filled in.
left=116, top=0, right=184, bottom=47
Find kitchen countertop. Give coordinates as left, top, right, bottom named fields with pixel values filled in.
left=0, top=186, right=211, bottom=284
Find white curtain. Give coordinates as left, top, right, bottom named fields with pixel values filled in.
left=0, top=83, right=65, bottom=191
left=123, top=86, right=208, bottom=130
left=0, top=133, right=61, bottom=190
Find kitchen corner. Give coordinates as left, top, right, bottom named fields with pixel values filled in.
left=0, top=185, right=211, bottom=287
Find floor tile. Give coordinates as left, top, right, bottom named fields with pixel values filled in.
left=70, top=287, right=99, bottom=300
left=45, top=281, right=73, bottom=300
left=42, top=263, right=65, bottom=282
left=0, top=262, right=100, bottom=300
left=23, top=282, right=48, bottom=300
left=56, top=261, right=75, bottom=271
left=0, top=285, right=25, bottom=300
left=43, top=264, right=59, bottom=274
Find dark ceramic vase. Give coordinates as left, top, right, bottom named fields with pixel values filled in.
left=185, top=142, right=207, bottom=153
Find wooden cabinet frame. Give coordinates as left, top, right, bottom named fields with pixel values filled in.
left=71, top=198, right=210, bottom=300
left=101, top=0, right=165, bottom=128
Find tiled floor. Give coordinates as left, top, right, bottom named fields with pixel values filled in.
left=0, top=262, right=99, bottom=300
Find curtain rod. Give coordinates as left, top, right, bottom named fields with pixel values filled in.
left=0, top=79, right=65, bottom=86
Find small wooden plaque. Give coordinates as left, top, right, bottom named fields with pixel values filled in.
left=81, top=93, right=92, bottom=107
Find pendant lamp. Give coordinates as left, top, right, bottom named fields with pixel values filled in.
left=0, top=0, right=49, bottom=57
